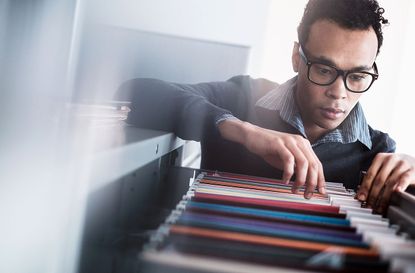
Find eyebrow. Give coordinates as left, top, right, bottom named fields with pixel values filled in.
left=310, top=54, right=374, bottom=72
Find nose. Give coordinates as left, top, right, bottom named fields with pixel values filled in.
left=325, top=76, right=347, bottom=100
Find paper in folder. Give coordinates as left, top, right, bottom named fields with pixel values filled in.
left=139, top=171, right=415, bottom=273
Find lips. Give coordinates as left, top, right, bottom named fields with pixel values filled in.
left=320, top=107, right=345, bottom=120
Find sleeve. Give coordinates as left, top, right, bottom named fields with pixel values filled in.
left=214, top=113, right=239, bottom=126
left=115, top=76, right=258, bottom=141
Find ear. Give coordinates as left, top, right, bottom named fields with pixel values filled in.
left=292, top=42, right=300, bottom=73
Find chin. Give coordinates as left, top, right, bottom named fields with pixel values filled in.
left=316, top=120, right=342, bottom=131
left=314, top=114, right=345, bottom=130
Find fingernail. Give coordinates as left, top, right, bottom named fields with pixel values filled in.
left=305, top=192, right=312, bottom=199
left=319, top=187, right=326, bottom=195
left=358, top=193, right=366, bottom=201
left=396, top=186, right=404, bottom=192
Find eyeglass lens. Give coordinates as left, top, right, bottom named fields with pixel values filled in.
left=309, top=64, right=374, bottom=92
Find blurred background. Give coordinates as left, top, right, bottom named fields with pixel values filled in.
left=1, top=0, right=414, bottom=273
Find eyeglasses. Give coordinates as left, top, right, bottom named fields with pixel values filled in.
left=298, top=45, right=378, bottom=93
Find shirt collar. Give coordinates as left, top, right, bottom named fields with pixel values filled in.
left=255, top=76, right=372, bottom=149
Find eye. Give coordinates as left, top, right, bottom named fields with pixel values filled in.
left=315, top=64, right=333, bottom=75
left=349, top=73, right=368, bottom=82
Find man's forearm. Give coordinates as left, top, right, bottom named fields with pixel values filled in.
left=217, top=118, right=254, bottom=146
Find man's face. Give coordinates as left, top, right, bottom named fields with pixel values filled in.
left=292, top=20, right=378, bottom=135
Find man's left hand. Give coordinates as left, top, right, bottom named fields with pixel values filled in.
left=356, top=153, right=415, bottom=214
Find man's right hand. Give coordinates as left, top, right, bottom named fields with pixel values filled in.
left=218, top=119, right=326, bottom=199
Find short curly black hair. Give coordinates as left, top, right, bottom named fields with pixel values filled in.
left=298, top=0, right=389, bottom=54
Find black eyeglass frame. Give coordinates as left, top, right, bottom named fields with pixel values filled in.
left=298, top=45, right=379, bottom=93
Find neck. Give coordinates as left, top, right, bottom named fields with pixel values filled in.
left=304, top=124, right=330, bottom=144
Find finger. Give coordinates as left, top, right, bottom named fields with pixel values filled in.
left=382, top=160, right=409, bottom=187
left=294, top=138, right=321, bottom=197
left=264, top=153, right=293, bottom=184
left=285, top=141, right=309, bottom=193
left=272, top=144, right=295, bottom=184
left=375, top=160, right=410, bottom=209
left=376, top=169, right=415, bottom=214
left=374, top=180, right=396, bottom=215
left=317, top=161, right=326, bottom=194
left=367, top=156, right=396, bottom=207
left=304, top=165, right=318, bottom=199
left=357, top=154, right=385, bottom=202
left=305, top=145, right=325, bottom=195
left=395, top=168, right=415, bottom=192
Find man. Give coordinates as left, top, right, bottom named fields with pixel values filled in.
left=117, top=0, right=415, bottom=214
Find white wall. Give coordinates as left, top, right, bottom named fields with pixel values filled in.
left=84, top=0, right=271, bottom=76
left=381, top=0, right=415, bottom=154
left=358, top=0, right=415, bottom=154
left=258, top=1, right=308, bottom=82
